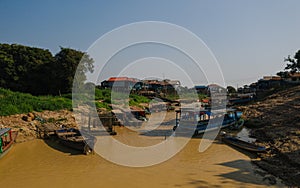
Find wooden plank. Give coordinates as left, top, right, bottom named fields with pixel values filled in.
left=56, top=132, right=77, bottom=136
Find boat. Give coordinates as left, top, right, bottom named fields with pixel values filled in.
left=0, top=128, right=18, bottom=158
left=173, top=108, right=244, bottom=136
left=56, top=128, right=96, bottom=154
left=222, top=136, right=266, bottom=152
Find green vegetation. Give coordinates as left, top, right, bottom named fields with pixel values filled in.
left=129, top=94, right=151, bottom=107
left=0, top=43, right=94, bottom=95
left=95, top=88, right=150, bottom=108
left=227, top=86, right=236, bottom=94
left=0, top=86, right=154, bottom=116
left=94, top=88, right=113, bottom=109
left=0, top=88, right=72, bottom=116
left=177, top=91, right=207, bottom=101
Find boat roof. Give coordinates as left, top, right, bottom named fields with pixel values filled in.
left=0, top=128, right=11, bottom=136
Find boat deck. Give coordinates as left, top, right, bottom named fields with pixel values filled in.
left=36, top=124, right=59, bottom=138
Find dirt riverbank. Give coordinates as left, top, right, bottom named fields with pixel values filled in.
left=239, top=85, right=300, bottom=186
left=0, top=110, right=77, bottom=142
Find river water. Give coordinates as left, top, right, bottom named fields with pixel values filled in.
left=0, top=130, right=283, bottom=188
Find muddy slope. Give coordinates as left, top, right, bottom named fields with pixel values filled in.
left=239, top=85, right=300, bottom=186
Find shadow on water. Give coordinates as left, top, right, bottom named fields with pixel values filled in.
left=43, top=137, right=83, bottom=155
left=140, top=129, right=174, bottom=137
left=139, top=128, right=206, bottom=140
left=216, top=159, right=266, bottom=186
left=174, top=164, right=266, bottom=188
left=183, top=179, right=223, bottom=188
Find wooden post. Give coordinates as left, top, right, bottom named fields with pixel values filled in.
left=9, top=130, right=12, bottom=141
left=88, top=113, right=91, bottom=132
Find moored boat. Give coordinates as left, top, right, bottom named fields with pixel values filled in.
left=173, top=108, right=244, bottom=136
left=222, top=136, right=266, bottom=152
left=0, top=128, right=18, bottom=158
left=56, top=128, right=96, bottom=154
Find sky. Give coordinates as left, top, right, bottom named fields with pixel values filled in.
left=1, top=0, right=300, bottom=88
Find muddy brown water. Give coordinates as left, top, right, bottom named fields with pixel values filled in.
left=0, top=135, right=284, bottom=188
left=0, top=112, right=284, bottom=187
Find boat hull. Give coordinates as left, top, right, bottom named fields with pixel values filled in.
left=56, top=129, right=95, bottom=154
left=222, top=136, right=266, bottom=152
left=58, top=137, right=87, bottom=151
left=173, top=108, right=244, bottom=136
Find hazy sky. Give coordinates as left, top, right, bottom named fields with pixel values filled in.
left=1, top=0, right=300, bottom=87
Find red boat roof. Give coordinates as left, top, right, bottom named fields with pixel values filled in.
left=107, top=77, right=138, bottom=82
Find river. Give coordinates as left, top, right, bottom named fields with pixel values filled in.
left=0, top=131, right=283, bottom=188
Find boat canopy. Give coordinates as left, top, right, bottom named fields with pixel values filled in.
left=0, top=128, right=11, bottom=136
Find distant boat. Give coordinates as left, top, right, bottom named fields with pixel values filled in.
left=222, top=136, right=266, bottom=152
left=56, top=128, right=96, bottom=155
left=0, top=128, right=18, bottom=158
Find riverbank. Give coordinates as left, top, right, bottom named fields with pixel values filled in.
left=0, top=110, right=77, bottom=142
left=239, top=85, right=300, bottom=186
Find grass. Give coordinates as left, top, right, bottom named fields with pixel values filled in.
left=0, top=88, right=72, bottom=116
left=95, top=88, right=151, bottom=107
left=129, top=93, right=151, bottom=107
left=0, top=87, right=171, bottom=116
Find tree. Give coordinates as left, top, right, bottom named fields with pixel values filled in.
left=227, top=86, right=236, bottom=94
left=0, top=49, right=16, bottom=88
left=53, top=47, right=94, bottom=94
left=0, top=43, right=94, bottom=95
left=0, top=43, right=55, bottom=94
left=276, top=71, right=289, bottom=78
left=284, top=50, right=300, bottom=74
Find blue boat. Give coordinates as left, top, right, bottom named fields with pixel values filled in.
left=173, top=108, right=244, bottom=136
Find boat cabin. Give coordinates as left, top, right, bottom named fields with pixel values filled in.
left=173, top=108, right=243, bottom=135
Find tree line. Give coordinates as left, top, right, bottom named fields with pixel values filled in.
left=0, top=43, right=94, bottom=95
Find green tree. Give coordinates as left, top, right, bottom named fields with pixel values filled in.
left=284, top=50, right=300, bottom=74
left=53, top=47, right=94, bottom=94
left=0, top=49, right=16, bottom=88
left=227, top=86, right=236, bottom=94
left=0, top=43, right=94, bottom=95
left=0, top=43, right=55, bottom=94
